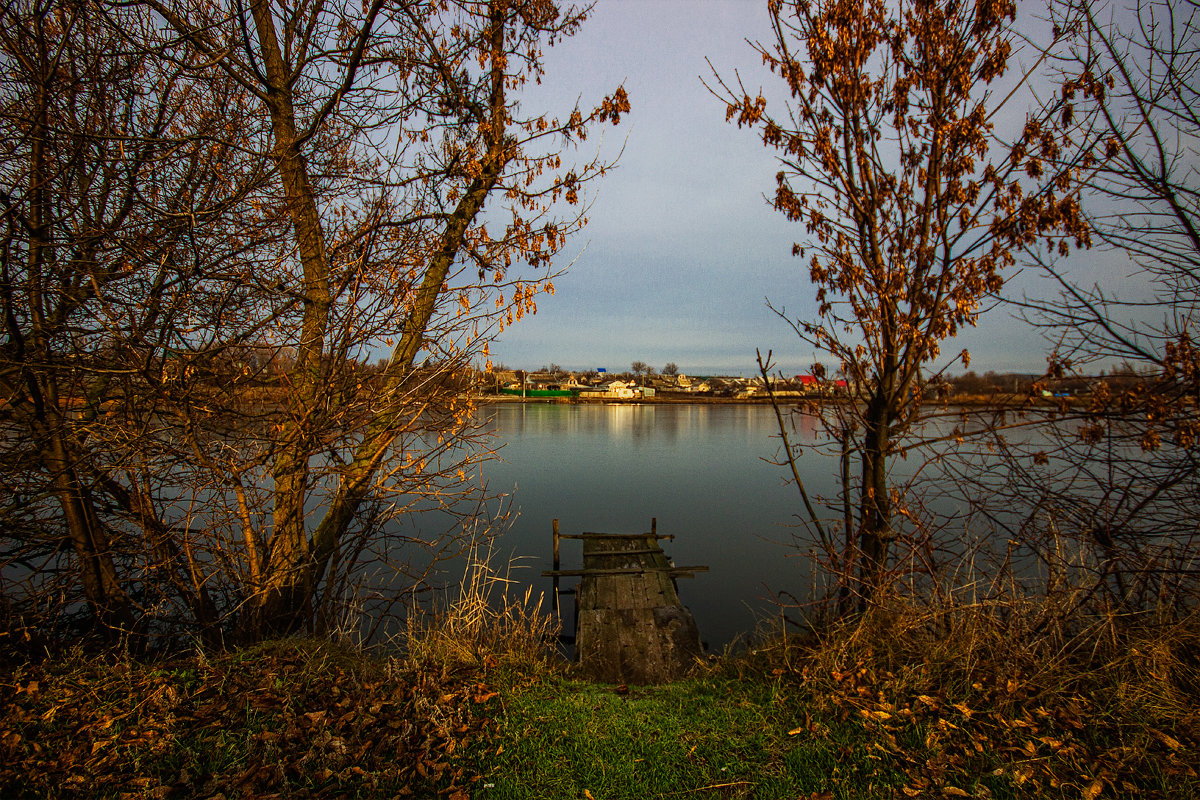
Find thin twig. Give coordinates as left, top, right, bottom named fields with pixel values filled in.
left=758, top=349, right=830, bottom=547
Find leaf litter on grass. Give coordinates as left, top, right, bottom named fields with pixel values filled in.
left=0, top=639, right=493, bottom=799
left=792, top=657, right=1200, bottom=799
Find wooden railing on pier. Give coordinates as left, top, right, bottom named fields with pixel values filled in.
left=543, top=518, right=707, bottom=684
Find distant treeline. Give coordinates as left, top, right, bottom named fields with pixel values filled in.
left=943, top=367, right=1157, bottom=396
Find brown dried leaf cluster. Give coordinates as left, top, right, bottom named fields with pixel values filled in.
left=0, top=642, right=494, bottom=798
left=798, top=656, right=1199, bottom=798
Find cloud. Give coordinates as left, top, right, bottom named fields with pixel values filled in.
left=490, top=0, right=1090, bottom=376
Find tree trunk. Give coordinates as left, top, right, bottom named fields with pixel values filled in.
left=241, top=0, right=512, bottom=639
left=24, top=41, right=133, bottom=636
left=858, top=392, right=893, bottom=608
left=244, top=0, right=334, bottom=637
left=41, top=419, right=134, bottom=635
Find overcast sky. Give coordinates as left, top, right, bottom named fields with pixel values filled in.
left=484, top=0, right=1103, bottom=377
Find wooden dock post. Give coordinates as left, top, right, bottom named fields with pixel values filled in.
left=543, top=519, right=706, bottom=684
left=552, top=518, right=560, bottom=614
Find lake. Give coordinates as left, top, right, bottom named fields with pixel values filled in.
left=474, top=402, right=840, bottom=650
left=393, top=400, right=1144, bottom=651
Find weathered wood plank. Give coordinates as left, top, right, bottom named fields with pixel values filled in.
left=542, top=566, right=709, bottom=577
left=559, top=532, right=676, bottom=540
left=553, top=519, right=704, bottom=684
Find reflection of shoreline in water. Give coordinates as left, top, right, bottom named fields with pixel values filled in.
left=466, top=403, right=1120, bottom=651
left=467, top=403, right=835, bottom=650
left=391, top=403, right=1147, bottom=650
left=478, top=394, right=1058, bottom=408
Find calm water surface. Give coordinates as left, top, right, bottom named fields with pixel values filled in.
left=476, top=403, right=838, bottom=650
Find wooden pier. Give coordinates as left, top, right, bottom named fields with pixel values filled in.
left=543, top=518, right=707, bottom=684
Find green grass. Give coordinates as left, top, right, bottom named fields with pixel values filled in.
left=462, top=670, right=908, bottom=800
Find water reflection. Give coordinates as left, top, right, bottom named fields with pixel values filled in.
left=496, top=402, right=801, bottom=440
left=373, top=403, right=1076, bottom=650
left=477, top=403, right=833, bottom=650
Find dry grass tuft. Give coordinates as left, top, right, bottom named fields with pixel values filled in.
left=735, top=578, right=1200, bottom=797
left=402, top=540, right=559, bottom=673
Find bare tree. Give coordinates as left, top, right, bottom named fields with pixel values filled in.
left=0, top=0, right=628, bottom=645
left=1025, top=0, right=1198, bottom=432
left=994, top=0, right=1200, bottom=611
left=0, top=0, right=275, bottom=643
left=713, top=0, right=1089, bottom=603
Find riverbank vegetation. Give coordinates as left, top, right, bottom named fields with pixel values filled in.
left=3, top=587, right=1197, bottom=799
left=4, top=540, right=1198, bottom=799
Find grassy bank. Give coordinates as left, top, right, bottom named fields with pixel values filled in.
left=464, top=668, right=905, bottom=799
left=464, top=626, right=1200, bottom=800
left=3, top=615, right=1197, bottom=799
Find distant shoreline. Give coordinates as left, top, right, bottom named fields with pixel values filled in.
left=478, top=394, right=780, bottom=405
left=476, top=392, right=1055, bottom=407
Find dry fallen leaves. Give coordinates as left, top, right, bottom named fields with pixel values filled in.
left=806, top=655, right=1198, bottom=799
left=1, top=645, right=494, bottom=798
